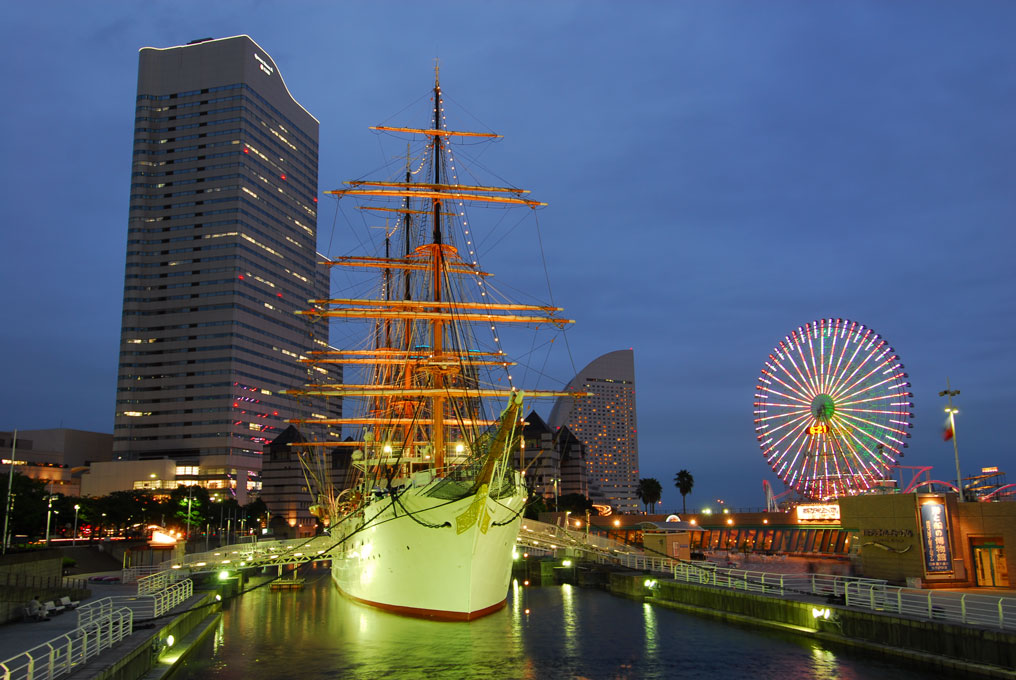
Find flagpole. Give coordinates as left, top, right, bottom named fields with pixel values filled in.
left=939, top=378, right=962, bottom=501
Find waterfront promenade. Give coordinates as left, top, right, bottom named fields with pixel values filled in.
left=4, top=550, right=1015, bottom=680
left=0, top=573, right=133, bottom=662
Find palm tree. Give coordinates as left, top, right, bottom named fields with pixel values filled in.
left=637, top=478, right=662, bottom=514
left=674, top=470, right=694, bottom=514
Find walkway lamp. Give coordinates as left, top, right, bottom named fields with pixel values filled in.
left=939, top=378, right=962, bottom=500
left=73, top=504, right=80, bottom=546
left=44, top=492, right=56, bottom=547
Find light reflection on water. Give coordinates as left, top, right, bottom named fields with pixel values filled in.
left=172, top=564, right=933, bottom=680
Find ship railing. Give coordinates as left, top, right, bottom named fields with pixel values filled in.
left=0, top=607, right=132, bottom=680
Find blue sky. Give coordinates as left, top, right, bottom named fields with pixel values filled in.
left=1, top=2, right=1013, bottom=509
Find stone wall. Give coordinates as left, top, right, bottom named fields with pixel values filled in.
left=0, top=550, right=85, bottom=623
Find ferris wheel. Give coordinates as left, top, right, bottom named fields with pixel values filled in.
left=753, top=318, right=914, bottom=500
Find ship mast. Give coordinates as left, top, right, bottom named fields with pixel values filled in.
left=286, top=69, right=588, bottom=474
left=429, top=64, right=448, bottom=470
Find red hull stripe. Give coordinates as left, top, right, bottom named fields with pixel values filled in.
left=338, top=586, right=506, bottom=621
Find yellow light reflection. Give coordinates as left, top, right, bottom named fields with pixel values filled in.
left=561, top=583, right=577, bottom=656
left=809, top=646, right=839, bottom=680
left=643, top=602, right=658, bottom=658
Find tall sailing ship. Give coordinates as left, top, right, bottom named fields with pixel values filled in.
left=284, top=69, right=579, bottom=620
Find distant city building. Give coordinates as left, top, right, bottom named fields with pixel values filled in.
left=549, top=349, right=639, bottom=513
left=0, top=429, right=113, bottom=496
left=260, top=426, right=351, bottom=537
left=515, top=412, right=588, bottom=503
left=80, top=456, right=260, bottom=502
left=110, top=35, right=339, bottom=500
left=555, top=425, right=590, bottom=499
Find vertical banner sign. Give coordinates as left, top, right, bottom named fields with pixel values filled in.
left=920, top=500, right=953, bottom=574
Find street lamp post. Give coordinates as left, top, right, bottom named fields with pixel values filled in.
left=185, top=486, right=194, bottom=542
left=939, top=378, right=962, bottom=501
left=2, top=429, right=16, bottom=556
left=73, top=504, right=80, bottom=546
left=44, top=491, right=55, bottom=547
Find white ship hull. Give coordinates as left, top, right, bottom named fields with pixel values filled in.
left=331, top=473, right=526, bottom=620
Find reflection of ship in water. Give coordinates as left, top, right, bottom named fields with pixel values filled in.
left=284, top=69, right=579, bottom=620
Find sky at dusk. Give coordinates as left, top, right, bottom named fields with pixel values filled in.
left=1, top=2, right=1013, bottom=510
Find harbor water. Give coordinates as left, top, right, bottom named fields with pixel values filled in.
left=171, top=563, right=933, bottom=680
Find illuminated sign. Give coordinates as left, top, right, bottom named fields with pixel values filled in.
left=808, top=424, right=828, bottom=435
left=796, top=504, right=841, bottom=522
left=254, top=53, right=274, bottom=76
left=919, top=499, right=953, bottom=574
left=665, top=514, right=681, bottom=523
left=981, top=467, right=999, bottom=474
left=1, top=459, right=27, bottom=465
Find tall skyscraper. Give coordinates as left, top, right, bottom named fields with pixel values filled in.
left=549, top=349, right=639, bottom=513
left=113, top=36, right=338, bottom=499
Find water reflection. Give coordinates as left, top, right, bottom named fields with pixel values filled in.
left=642, top=602, right=657, bottom=660
left=561, top=583, right=577, bottom=657
left=172, top=565, right=934, bottom=680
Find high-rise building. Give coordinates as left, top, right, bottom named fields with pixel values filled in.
left=112, top=36, right=338, bottom=501
left=515, top=412, right=588, bottom=503
left=259, top=426, right=353, bottom=538
left=549, top=349, right=639, bottom=513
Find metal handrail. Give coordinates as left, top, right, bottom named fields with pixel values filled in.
left=0, top=607, right=133, bottom=680
left=597, top=551, right=1016, bottom=632
left=516, top=521, right=1016, bottom=632
left=75, top=578, right=193, bottom=626
left=137, top=569, right=184, bottom=596
left=151, top=579, right=193, bottom=619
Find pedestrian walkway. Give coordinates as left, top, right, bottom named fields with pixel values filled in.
left=0, top=572, right=133, bottom=664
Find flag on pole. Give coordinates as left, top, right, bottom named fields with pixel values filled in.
left=942, top=417, right=954, bottom=442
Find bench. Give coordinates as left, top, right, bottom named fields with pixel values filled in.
left=59, top=595, right=80, bottom=609
left=23, top=606, right=48, bottom=622
left=43, top=600, right=66, bottom=616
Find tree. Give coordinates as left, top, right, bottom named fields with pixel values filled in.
left=636, top=478, right=662, bottom=514
left=674, top=469, right=694, bottom=514
left=243, top=497, right=268, bottom=525
left=524, top=491, right=547, bottom=520
left=170, top=485, right=209, bottom=537
left=556, top=493, right=594, bottom=515
left=1, top=472, right=49, bottom=540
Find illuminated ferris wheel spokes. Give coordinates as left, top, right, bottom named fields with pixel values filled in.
left=753, top=318, right=914, bottom=501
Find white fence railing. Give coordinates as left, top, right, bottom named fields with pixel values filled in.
left=516, top=521, right=1016, bottom=633
left=137, top=569, right=185, bottom=596
left=588, top=551, right=1016, bottom=632
left=841, top=580, right=1016, bottom=631
left=150, top=579, right=193, bottom=618
left=76, top=579, right=193, bottom=625
left=0, top=607, right=133, bottom=680
left=121, top=564, right=165, bottom=584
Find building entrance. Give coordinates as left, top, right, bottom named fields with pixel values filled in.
left=971, top=538, right=1009, bottom=587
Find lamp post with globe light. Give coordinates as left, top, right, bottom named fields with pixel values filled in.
left=44, top=490, right=57, bottom=547
left=939, top=378, right=962, bottom=501
left=73, top=504, right=80, bottom=546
